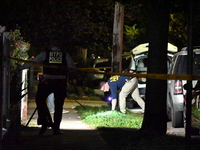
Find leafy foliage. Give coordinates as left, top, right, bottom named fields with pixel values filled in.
left=192, top=105, right=200, bottom=127
left=9, top=29, right=29, bottom=108
left=10, top=29, right=30, bottom=68
left=2, top=0, right=200, bottom=56
left=169, top=12, right=188, bottom=49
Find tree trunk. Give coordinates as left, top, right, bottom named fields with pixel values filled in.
left=140, top=0, right=170, bottom=136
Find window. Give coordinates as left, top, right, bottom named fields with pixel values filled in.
left=136, top=57, right=148, bottom=72
left=173, top=54, right=200, bottom=75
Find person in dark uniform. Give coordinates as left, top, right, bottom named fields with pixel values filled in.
left=107, top=70, right=145, bottom=114
left=22, top=38, right=76, bottom=135
left=108, top=75, right=128, bottom=111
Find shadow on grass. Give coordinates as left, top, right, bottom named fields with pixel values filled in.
left=97, top=127, right=200, bottom=150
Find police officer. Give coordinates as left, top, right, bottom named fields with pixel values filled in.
left=22, top=37, right=76, bottom=135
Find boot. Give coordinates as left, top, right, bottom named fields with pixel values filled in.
left=52, top=123, right=63, bottom=135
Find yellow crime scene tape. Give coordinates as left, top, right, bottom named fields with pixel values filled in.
left=9, top=56, right=200, bottom=81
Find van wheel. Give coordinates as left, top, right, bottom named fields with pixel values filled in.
left=171, top=108, right=184, bottom=128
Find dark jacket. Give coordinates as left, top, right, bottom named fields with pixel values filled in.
left=108, top=75, right=128, bottom=99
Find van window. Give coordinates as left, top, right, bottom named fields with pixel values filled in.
left=173, top=55, right=187, bottom=74
left=173, top=54, right=200, bottom=75
left=193, top=54, right=200, bottom=74
left=131, top=55, right=172, bottom=73
left=136, top=58, right=148, bottom=72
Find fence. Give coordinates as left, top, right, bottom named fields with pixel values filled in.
left=0, top=31, right=28, bottom=142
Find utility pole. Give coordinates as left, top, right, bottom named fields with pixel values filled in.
left=0, top=29, right=3, bottom=142
left=0, top=31, right=11, bottom=140
left=112, top=2, right=124, bottom=73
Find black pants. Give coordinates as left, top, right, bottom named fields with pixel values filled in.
left=36, top=79, right=66, bottom=130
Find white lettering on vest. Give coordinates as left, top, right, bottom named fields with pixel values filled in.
left=49, top=52, right=62, bottom=63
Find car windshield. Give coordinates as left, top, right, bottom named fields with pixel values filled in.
left=173, top=53, right=200, bottom=75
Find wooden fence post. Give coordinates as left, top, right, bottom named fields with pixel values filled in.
left=21, top=69, right=28, bottom=124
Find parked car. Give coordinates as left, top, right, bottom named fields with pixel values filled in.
left=87, top=58, right=109, bottom=81
left=75, top=57, right=110, bottom=88
left=167, top=47, right=200, bottom=128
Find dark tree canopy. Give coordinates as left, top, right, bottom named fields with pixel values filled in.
left=0, top=0, right=141, bottom=59
left=1, top=0, right=199, bottom=58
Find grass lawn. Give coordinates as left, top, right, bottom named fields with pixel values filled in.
left=75, top=105, right=143, bottom=128
left=192, top=105, right=200, bottom=128
left=75, top=104, right=200, bottom=150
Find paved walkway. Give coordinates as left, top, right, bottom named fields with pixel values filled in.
left=26, top=98, right=106, bottom=130
left=12, top=98, right=111, bottom=150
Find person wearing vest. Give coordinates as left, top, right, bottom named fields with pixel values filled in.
left=107, top=69, right=145, bottom=114
left=21, top=37, right=76, bottom=135
left=108, top=75, right=128, bottom=111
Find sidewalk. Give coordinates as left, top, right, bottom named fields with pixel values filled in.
left=26, top=98, right=108, bottom=130
left=12, top=98, right=112, bottom=150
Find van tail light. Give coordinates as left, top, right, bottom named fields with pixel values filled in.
left=174, top=80, right=183, bottom=94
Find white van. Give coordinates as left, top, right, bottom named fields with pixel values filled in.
left=129, top=43, right=178, bottom=99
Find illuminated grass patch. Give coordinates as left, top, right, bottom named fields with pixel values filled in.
left=75, top=105, right=143, bottom=128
